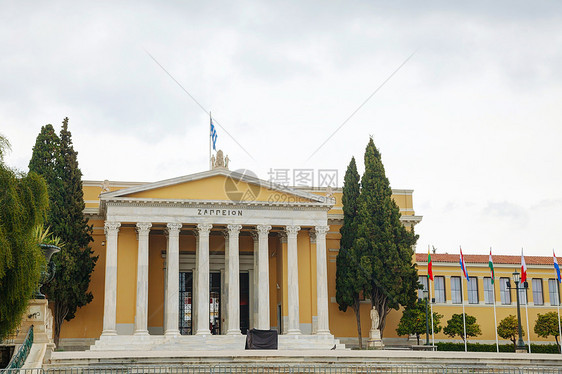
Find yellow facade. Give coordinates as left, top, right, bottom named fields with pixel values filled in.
left=59, top=171, right=423, bottom=348
left=417, top=254, right=562, bottom=345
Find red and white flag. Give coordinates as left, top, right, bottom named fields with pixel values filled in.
left=521, top=248, right=527, bottom=283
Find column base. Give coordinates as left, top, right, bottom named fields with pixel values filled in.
left=315, top=330, right=331, bottom=335
left=226, top=330, right=241, bottom=335
left=134, top=330, right=150, bottom=336
left=101, top=330, right=117, bottom=337
left=286, top=329, right=302, bottom=335
left=195, top=330, right=211, bottom=336
left=164, top=330, right=180, bottom=337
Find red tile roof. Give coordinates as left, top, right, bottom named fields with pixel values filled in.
left=416, top=253, right=561, bottom=266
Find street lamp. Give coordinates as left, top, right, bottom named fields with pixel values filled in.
left=506, top=270, right=528, bottom=352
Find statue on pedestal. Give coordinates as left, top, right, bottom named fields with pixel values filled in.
left=368, top=307, right=384, bottom=348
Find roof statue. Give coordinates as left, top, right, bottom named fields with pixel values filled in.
left=212, top=150, right=229, bottom=170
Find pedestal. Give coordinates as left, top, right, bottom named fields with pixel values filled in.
left=367, top=328, right=384, bottom=349
left=15, top=299, right=56, bottom=359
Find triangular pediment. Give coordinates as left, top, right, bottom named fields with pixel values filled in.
left=100, top=169, right=328, bottom=205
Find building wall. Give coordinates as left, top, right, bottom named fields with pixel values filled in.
left=58, top=179, right=418, bottom=346
left=417, top=260, right=561, bottom=344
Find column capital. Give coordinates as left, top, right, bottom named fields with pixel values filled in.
left=166, top=222, right=182, bottom=236
left=104, top=221, right=121, bottom=235
left=278, top=231, right=287, bottom=244
left=227, top=224, right=242, bottom=235
left=285, top=225, right=301, bottom=237
left=136, top=222, right=152, bottom=234
left=314, top=225, right=330, bottom=236
left=256, top=224, right=271, bottom=236
left=197, top=223, right=213, bottom=235
left=250, top=231, right=259, bottom=241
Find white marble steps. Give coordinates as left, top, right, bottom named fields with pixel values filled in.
left=90, top=335, right=344, bottom=352
left=46, top=349, right=562, bottom=369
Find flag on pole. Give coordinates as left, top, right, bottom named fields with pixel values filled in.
left=210, top=118, right=218, bottom=151
left=554, top=251, right=561, bottom=283
left=488, top=249, right=495, bottom=284
left=428, top=246, right=433, bottom=281
left=459, top=248, right=469, bottom=281
left=521, top=248, right=527, bottom=283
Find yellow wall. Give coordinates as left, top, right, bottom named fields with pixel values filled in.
left=417, top=260, right=562, bottom=344
left=60, top=178, right=418, bottom=345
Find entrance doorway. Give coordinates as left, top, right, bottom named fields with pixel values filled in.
left=178, top=271, right=250, bottom=335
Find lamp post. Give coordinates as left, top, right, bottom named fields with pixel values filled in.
left=507, top=270, right=528, bottom=352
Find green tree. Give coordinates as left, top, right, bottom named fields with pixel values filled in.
left=0, top=134, right=49, bottom=340
left=443, top=313, right=482, bottom=342
left=396, top=299, right=443, bottom=345
left=534, top=312, right=562, bottom=348
left=29, top=118, right=97, bottom=346
left=497, top=314, right=525, bottom=350
left=355, top=137, right=419, bottom=335
left=0, top=133, right=11, bottom=162
left=336, top=157, right=367, bottom=348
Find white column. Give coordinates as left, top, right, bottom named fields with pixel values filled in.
left=102, top=221, right=120, bottom=336
left=315, top=225, right=331, bottom=335
left=226, top=224, right=242, bottom=334
left=256, top=224, right=271, bottom=330
left=134, top=222, right=152, bottom=335
left=165, top=222, right=181, bottom=336
left=195, top=223, right=212, bottom=335
left=286, top=225, right=301, bottom=335
left=221, top=231, right=229, bottom=334
left=251, top=231, right=259, bottom=330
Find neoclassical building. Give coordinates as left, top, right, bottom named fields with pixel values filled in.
left=58, top=160, right=422, bottom=350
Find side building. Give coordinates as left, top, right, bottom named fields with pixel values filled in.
left=416, top=253, right=562, bottom=345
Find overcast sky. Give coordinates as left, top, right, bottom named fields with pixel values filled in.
left=1, top=1, right=561, bottom=257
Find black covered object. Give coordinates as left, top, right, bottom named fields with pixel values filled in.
left=245, top=328, right=278, bottom=349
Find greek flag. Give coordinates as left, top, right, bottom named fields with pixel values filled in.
left=210, top=118, right=218, bottom=151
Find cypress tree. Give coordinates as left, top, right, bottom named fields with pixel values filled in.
left=356, top=137, right=419, bottom=336
left=29, top=118, right=97, bottom=346
left=0, top=134, right=49, bottom=340
left=335, top=157, right=366, bottom=348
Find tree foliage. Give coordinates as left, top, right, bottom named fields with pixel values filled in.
left=0, top=134, right=49, bottom=340
left=396, top=299, right=443, bottom=345
left=497, top=314, right=525, bottom=349
left=29, top=118, right=97, bottom=346
left=355, top=137, right=419, bottom=335
left=534, top=312, right=562, bottom=347
left=443, top=313, right=482, bottom=342
left=335, top=157, right=366, bottom=348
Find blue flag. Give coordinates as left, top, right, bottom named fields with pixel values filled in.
left=210, top=119, right=218, bottom=151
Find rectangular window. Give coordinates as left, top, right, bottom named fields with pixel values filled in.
left=451, top=276, right=462, bottom=304
left=549, top=279, right=560, bottom=306
left=418, top=275, right=428, bottom=300
left=467, top=276, right=479, bottom=304
left=500, top=277, right=511, bottom=305
left=434, top=276, right=446, bottom=303
left=532, top=279, right=544, bottom=305
left=484, top=277, right=494, bottom=304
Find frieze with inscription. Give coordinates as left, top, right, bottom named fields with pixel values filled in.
left=197, top=208, right=243, bottom=216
